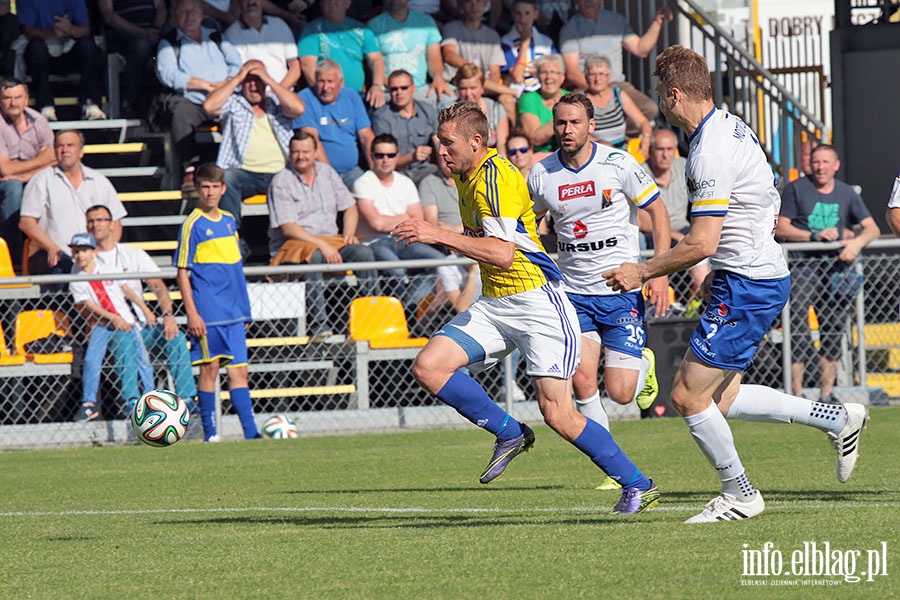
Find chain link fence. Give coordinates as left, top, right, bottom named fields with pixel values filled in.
left=0, top=241, right=897, bottom=448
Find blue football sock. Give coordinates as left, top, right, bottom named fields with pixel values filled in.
left=571, top=418, right=651, bottom=490
left=437, top=371, right=521, bottom=440
left=197, top=390, right=217, bottom=440
left=229, top=387, right=260, bottom=439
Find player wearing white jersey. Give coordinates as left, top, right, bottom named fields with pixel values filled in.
left=604, top=46, right=868, bottom=523
left=529, top=94, right=671, bottom=451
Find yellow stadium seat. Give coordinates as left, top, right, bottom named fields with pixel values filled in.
left=14, top=310, right=74, bottom=364
left=349, top=296, right=428, bottom=349
left=0, top=237, right=29, bottom=288
left=626, top=137, right=646, bottom=163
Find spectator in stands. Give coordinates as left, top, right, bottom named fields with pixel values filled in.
left=584, top=54, right=651, bottom=154
left=176, top=163, right=260, bottom=442
left=203, top=59, right=305, bottom=229
left=354, top=133, right=446, bottom=310
left=85, top=204, right=198, bottom=410
left=371, top=69, right=438, bottom=184
left=533, top=0, right=572, bottom=42
left=267, top=130, right=378, bottom=340
left=776, top=144, right=880, bottom=404
left=99, top=0, right=166, bottom=120
left=441, top=0, right=518, bottom=119
left=505, top=129, right=534, bottom=181
left=418, top=150, right=461, bottom=234
left=0, top=79, right=55, bottom=270
left=156, top=0, right=243, bottom=191
left=500, top=0, right=556, bottom=98
left=0, top=1, right=18, bottom=77
left=297, top=0, right=387, bottom=109
left=517, top=54, right=568, bottom=154
left=638, top=127, right=708, bottom=300
left=69, top=232, right=154, bottom=422
left=368, top=0, right=452, bottom=105
left=263, top=0, right=312, bottom=33
left=451, top=63, right=508, bottom=152
left=203, top=0, right=240, bottom=29
left=17, top=0, right=108, bottom=122
left=224, top=0, right=301, bottom=91
left=20, top=130, right=126, bottom=276
left=559, top=0, right=671, bottom=126
left=294, top=59, right=375, bottom=190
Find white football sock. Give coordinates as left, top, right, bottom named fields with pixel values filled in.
left=727, top=384, right=847, bottom=435
left=575, top=391, right=609, bottom=430
left=684, top=402, right=746, bottom=482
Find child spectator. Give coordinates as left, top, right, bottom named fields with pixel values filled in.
left=175, top=163, right=259, bottom=442
left=68, top=232, right=154, bottom=422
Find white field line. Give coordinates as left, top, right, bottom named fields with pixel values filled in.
left=0, top=503, right=897, bottom=518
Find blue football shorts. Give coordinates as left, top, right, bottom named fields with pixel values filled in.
left=567, top=291, right=645, bottom=359
left=190, top=321, right=249, bottom=367
left=690, top=270, right=790, bottom=371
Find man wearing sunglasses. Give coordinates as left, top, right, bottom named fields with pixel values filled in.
left=372, top=69, right=440, bottom=184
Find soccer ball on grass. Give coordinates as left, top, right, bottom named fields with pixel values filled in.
left=131, top=389, right=190, bottom=447
left=261, top=414, right=299, bottom=439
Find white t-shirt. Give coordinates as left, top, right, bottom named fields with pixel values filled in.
left=353, top=170, right=421, bottom=244
left=529, top=143, right=659, bottom=295
left=888, top=171, right=900, bottom=209
left=95, top=244, right=161, bottom=325
left=224, top=16, right=298, bottom=86
left=686, top=108, right=789, bottom=279
left=69, top=261, right=138, bottom=326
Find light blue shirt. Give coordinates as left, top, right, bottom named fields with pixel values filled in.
left=368, top=10, right=442, bottom=90
left=294, top=88, right=371, bottom=174
left=297, top=18, right=380, bottom=93
left=156, top=27, right=243, bottom=105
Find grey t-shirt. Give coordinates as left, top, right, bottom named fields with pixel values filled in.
left=441, top=20, right=505, bottom=82
left=559, top=9, right=636, bottom=82
left=418, top=174, right=461, bottom=227
left=643, top=156, right=690, bottom=232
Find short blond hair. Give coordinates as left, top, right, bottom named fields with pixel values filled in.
left=654, top=45, right=712, bottom=102
left=438, top=101, right=489, bottom=147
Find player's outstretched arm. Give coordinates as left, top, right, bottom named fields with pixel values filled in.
left=604, top=214, right=722, bottom=292
left=392, top=218, right=515, bottom=269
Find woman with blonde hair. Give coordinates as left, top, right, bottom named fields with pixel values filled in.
left=451, top=63, right=509, bottom=152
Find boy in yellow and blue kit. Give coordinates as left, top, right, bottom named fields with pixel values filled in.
left=175, top=163, right=259, bottom=441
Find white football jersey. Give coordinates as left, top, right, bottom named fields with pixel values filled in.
left=686, top=108, right=789, bottom=279
left=529, top=143, right=660, bottom=295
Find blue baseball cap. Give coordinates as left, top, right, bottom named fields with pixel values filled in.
left=69, top=232, right=97, bottom=249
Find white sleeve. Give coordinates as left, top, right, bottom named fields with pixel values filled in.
left=889, top=172, right=900, bottom=209
left=687, top=153, right=734, bottom=217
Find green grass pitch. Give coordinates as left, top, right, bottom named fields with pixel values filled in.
left=1, top=408, right=897, bottom=598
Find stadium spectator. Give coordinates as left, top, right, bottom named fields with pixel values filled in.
left=98, top=0, right=166, bottom=120
left=262, top=0, right=312, bottom=33
left=156, top=0, right=242, bottom=191
left=639, top=127, right=709, bottom=301
left=441, top=0, right=517, bottom=119
left=68, top=232, right=154, bottom=423
left=776, top=144, right=880, bottom=403
left=559, top=0, right=671, bottom=126
left=224, top=0, right=301, bottom=91
left=505, top=129, right=534, bottom=180
left=0, top=1, right=16, bottom=77
left=202, top=0, right=240, bottom=29
left=267, top=131, right=378, bottom=340
left=19, top=130, right=126, bottom=276
left=584, top=54, right=651, bottom=153
left=517, top=54, right=568, bottom=153
left=203, top=59, right=305, bottom=229
left=85, top=204, right=198, bottom=410
left=294, top=59, right=375, bottom=190
left=500, top=0, right=556, bottom=97
left=297, top=0, right=387, bottom=109
left=533, top=0, right=572, bottom=42
left=175, top=163, right=260, bottom=442
left=418, top=149, right=461, bottom=234
left=451, top=63, right=508, bottom=152
left=353, top=133, right=446, bottom=311
left=604, top=46, right=868, bottom=522
left=0, top=79, right=55, bottom=271
left=392, top=101, right=659, bottom=511
left=371, top=69, right=439, bottom=184
left=888, top=169, right=900, bottom=237
left=17, top=0, right=107, bottom=122
left=368, top=0, right=452, bottom=105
